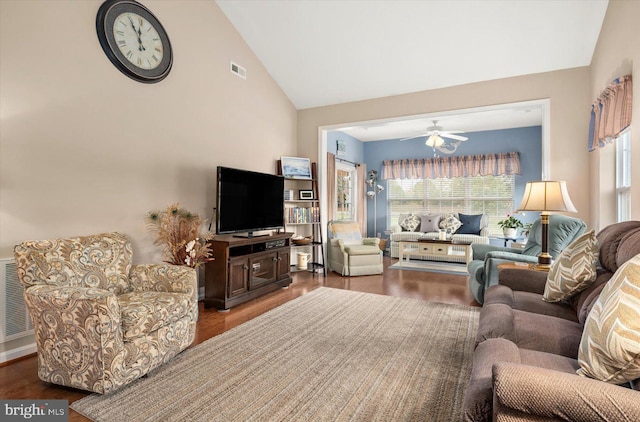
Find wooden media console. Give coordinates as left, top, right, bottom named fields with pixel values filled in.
left=203, top=232, right=292, bottom=311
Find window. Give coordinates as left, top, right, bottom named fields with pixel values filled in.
left=387, top=175, right=515, bottom=233
left=335, top=163, right=357, bottom=221
left=616, top=130, right=631, bottom=222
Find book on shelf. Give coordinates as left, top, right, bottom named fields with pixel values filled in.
left=286, top=207, right=320, bottom=224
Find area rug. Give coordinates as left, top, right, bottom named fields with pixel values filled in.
left=72, top=287, right=479, bottom=421
left=389, top=260, right=469, bottom=275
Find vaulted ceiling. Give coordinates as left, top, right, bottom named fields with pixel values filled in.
left=216, top=1, right=608, bottom=139
left=217, top=0, right=608, bottom=111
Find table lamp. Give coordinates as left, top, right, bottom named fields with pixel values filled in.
left=517, top=181, right=577, bottom=269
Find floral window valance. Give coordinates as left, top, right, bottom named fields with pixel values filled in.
left=589, top=74, right=632, bottom=151
left=381, top=151, right=521, bottom=180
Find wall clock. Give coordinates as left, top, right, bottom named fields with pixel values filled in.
left=96, top=0, right=172, bottom=83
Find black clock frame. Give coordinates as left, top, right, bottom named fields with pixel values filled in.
left=96, top=0, right=172, bottom=83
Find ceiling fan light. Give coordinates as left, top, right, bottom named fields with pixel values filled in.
left=426, top=134, right=444, bottom=147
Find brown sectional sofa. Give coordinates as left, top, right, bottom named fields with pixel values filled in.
left=463, top=221, right=640, bottom=421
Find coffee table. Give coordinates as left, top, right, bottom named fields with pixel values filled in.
left=398, top=239, right=473, bottom=265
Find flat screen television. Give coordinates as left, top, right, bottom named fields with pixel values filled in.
left=216, top=166, right=285, bottom=237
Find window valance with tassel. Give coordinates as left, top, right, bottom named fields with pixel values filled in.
left=381, top=151, right=521, bottom=180
left=589, top=74, right=632, bottom=151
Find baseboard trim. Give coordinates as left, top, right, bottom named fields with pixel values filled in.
left=0, top=343, right=37, bottom=364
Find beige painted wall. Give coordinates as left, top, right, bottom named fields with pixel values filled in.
left=0, top=1, right=297, bottom=263
left=298, top=68, right=592, bottom=227
left=589, top=0, right=640, bottom=228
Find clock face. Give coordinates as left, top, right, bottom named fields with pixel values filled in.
left=96, top=0, right=172, bottom=83
left=113, top=13, right=163, bottom=70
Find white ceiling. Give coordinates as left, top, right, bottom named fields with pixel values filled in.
left=216, top=0, right=608, bottom=141
left=216, top=0, right=608, bottom=111
left=337, top=103, right=544, bottom=142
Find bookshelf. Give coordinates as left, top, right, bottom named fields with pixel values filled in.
left=277, top=160, right=326, bottom=275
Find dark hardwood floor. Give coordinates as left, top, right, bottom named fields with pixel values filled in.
left=0, top=256, right=478, bottom=421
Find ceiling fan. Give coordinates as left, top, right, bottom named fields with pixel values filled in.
left=400, top=120, right=468, bottom=154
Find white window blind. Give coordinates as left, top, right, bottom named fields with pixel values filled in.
left=616, top=130, right=631, bottom=222
left=387, top=175, right=515, bottom=233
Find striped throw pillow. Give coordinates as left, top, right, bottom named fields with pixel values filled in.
left=577, top=253, right=640, bottom=384
left=542, top=230, right=598, bottom=302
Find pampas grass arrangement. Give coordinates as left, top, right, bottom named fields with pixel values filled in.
left=146, top=203, right=213, bottom=268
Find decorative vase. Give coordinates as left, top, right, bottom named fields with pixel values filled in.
left=503, top=228, right=517, bottom=239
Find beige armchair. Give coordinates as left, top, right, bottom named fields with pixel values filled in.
left=13, top=232, right=198, bottom=394
left=327, top=221, right=383, bottom=276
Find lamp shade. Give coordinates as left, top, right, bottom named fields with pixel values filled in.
left=426, top=134, right=444, bottom=147
left=518, top=181, right=577, bottom=213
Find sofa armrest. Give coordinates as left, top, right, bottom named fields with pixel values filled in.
left=477, top=253, right=538, bottom=293
left=480, top=227, right=491, bottom=237
left=25, top=284, right=118, bottom=314
left=498, top=268, right=548, bottom=294
left=390, top=225, right=402, bottom=234
left=486, top=250, right=534, bottom=262
left=471, top=244, right=518, bottom=261
left=329, top=238, right=345, bottom=250
left=328, top=239, right=348, bottom=273
left=130, top=264, right=197, bottom=303
left=493, top=363, right=640, bottom=421
left=362, top=237, right=380, bottom=247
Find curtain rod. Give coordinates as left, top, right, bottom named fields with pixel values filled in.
left=336, top=157, right=360, bottom=167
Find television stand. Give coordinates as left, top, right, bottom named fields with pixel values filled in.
left=232, top=231, right=271, bottom=238
left=203, top=232, right=292, bottom=310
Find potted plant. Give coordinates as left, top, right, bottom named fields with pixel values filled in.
left=146, top=203, right=214, bottom=268
left=497, top=214, right=524, bottom=239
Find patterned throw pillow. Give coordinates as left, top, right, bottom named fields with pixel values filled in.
left=577, top=253, right=640, bottom=384
left=399, top=214, right=421, bottom=232
left=542, top=230, right=599, bottom=302
left=439, top=213, right=462, bottom=233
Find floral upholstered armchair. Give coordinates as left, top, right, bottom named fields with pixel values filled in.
left=13, top=232, right=198, bottom=394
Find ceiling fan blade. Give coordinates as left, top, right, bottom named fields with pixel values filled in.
left=440, top=133, right=468, bottom=141
left=398, top=134, right=427, bottom=142
left=441, top=130, right=465, bottom=134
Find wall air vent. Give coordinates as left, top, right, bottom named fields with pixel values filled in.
left=230, top=61, right=246, bottom=79
left=1, top=258, right=36, bottom=363
left=0, top=258, right=33, bottom=343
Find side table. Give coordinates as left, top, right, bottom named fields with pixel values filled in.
left=492, top=236, right=525, bottom=248
left=497, top=262, right=550, bottom=273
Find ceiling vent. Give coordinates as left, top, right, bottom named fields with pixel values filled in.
left=230, top=61, right=246, bottom=79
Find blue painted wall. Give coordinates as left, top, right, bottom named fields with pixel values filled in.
left=328, top=126, right=542, bottom=237
left=327, top=131, right=364, bottom=164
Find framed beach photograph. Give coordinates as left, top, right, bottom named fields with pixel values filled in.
left=280, top=156, right=312, bottom=179
left=336, top=139, right=346, bottom=156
